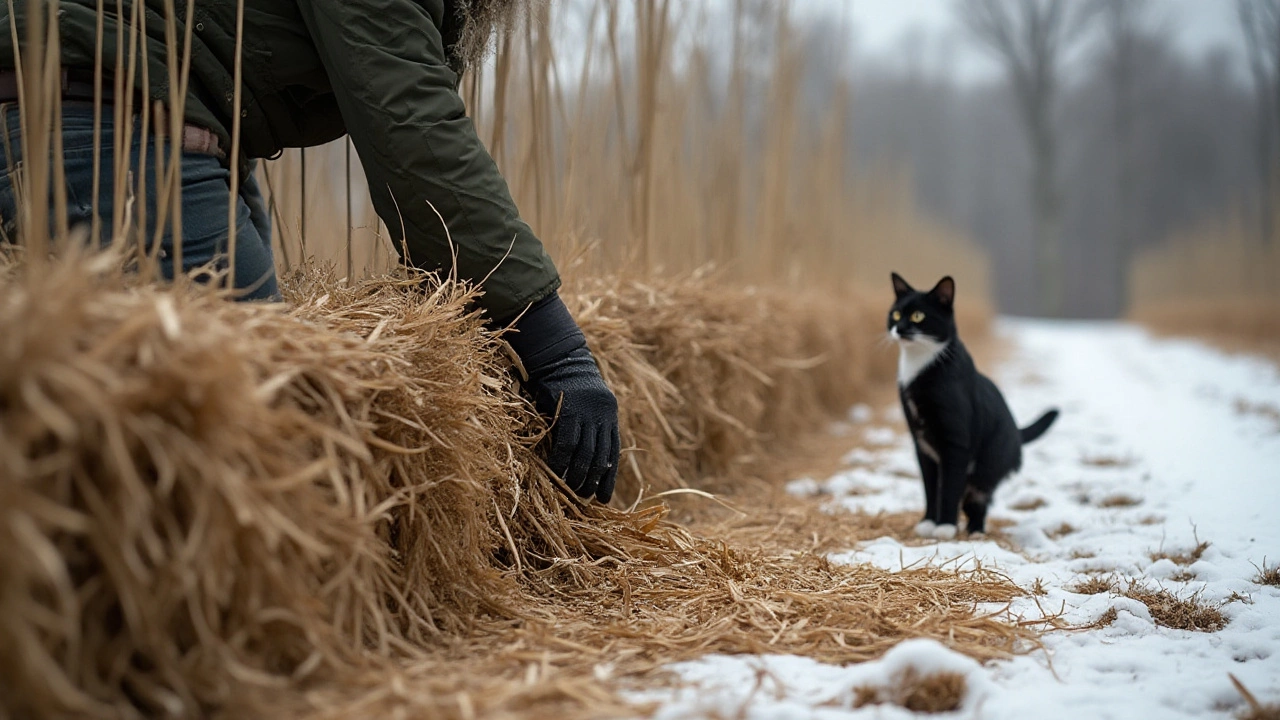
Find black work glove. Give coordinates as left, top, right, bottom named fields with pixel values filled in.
left=504, top=293, right=620, bottom=503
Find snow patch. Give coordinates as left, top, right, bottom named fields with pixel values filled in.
left=644, top=321, right=1280, bottom=719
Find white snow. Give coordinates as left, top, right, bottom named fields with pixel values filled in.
left=637, top=320, right=1280, bottom=719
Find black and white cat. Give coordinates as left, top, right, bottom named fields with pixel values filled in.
left=887, top=273, right=1059, bottom=540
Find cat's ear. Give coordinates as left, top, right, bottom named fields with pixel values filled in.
left=929, top=276, right=956, bottom=308
left=891, top=272, right=913, bottom=298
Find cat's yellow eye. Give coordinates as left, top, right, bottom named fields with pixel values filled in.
left=892, top=311, right=901, bottom=321
left=911, top=311, right=925, bottom=323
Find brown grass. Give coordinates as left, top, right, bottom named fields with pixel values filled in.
left=1097, top=494, right=1143, bottom=508
left=1009, top=497, right=1047, bottom=511
left=1089, top=607, right=1119, bottom=629
left=1231, top=674, right=1280, bottom=720
left=1069, top=576, right=1116, bottom=595
left=1235, top=399, right=1280, bottom=433
left=0, top=253, right=1024, bottom=720
left=1254, top=560, right=1280, bottom=587
left=1080, top=453, right=1135, bottom=468
left=1151, top=540, right=1211, bottom=566
left=854, top=668, right=968, bottom=714
left=1123, top=583, right=1227, bottom=632
left=1046, top=522, right=1077, bottom=540
left=1130, top=215, right=1280, bottom=360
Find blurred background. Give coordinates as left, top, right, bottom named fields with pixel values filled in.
left=261, top=0, right=1280, bottom=336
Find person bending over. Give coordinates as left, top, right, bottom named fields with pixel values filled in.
left=0, top=0, right=620, bottom=502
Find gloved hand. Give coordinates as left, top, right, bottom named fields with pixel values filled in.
left=504, top=293, right=620, bottom=503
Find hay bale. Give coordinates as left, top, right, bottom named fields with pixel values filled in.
left=567, top=277, right=895, bottom=502
left=0, top=255, right=586, bottom=717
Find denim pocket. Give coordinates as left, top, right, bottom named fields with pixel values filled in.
left=58, top=105, right=115, bottom=157
left=0, top=164, right=17, bottom=242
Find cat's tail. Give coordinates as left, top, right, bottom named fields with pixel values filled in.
left=1020, top=409, right=1060, bottom=444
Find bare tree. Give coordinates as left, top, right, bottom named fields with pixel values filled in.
left=1238, top=0, right=1280, bottom=244
left=1095, top=0, right=1152, bottom=312
left=958, top=0, right=1093, bottom=316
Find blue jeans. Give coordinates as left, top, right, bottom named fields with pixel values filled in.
left=0, top=103, right=279, bottom=301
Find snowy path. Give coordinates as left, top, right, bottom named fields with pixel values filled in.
left=635, top=321, right=1280, bottom=719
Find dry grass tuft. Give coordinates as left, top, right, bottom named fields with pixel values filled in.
left=1046, top=522, right=1077, bottom=540
left=1098, top=494, right=1143, bottom=508
left=1090, top=607, right=1119, bottom=628
left=1030, top=578, right=1049, bottom=596
left=1170, top=569, right=1198, bottom=582
left=0, top=254, right=1024, bottom=720
left=1070, top=549, right=1098, bottom=560
left=1070, top=576, right=1116, bottom=595
left=1231, top=674, right=1280, bottom=720
left=1123, top=583, right=1227, bottom=632
left=854, top=668, right=968, bottom=714
left=1234, top=399, right=1280, bottom=433
left=1080, top=453, right=1135, bottom=468
left=1254, top=560, right=1280, bottom=587
left=1151, top=539, right=1210, bottom=566
left=1010, top=497, right=1047, bottom=511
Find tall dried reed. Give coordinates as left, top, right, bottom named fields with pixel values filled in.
left=260, top=1, right=988, bottom=296
left=1131, top=211, right=1280, bottom=357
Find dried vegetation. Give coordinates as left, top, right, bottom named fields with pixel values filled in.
left=1254, top=560, right=1280, bottom=588
left=0, top=255, right=1027, bottom=720
left=1097, top=494, right=1143, bottom=508
left=0, top=1, right=1012, bottom=717
left=1232, top=674, right=1280, bottom=720
left=1122, top=582, right=1227, bottom=632
left=1131, top=216, right=1280, bottom=361
left=1069, top=576, right=1116, bottom=596
left=1150, top=534, right=1210, bottom=566
left=854, top=669, right=969, bottom=714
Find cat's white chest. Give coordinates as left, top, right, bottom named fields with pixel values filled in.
left=897, top=338, right=949, bottom=387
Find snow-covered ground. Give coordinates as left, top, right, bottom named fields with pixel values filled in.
left=636, top=321, right=1280, bottom=719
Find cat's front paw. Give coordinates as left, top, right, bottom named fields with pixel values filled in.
left=930, top=523, right=958, bottom=540
left=913, top=519, right=937, bottom=538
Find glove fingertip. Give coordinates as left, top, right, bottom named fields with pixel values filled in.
left=597, top=426, right=621, bottom=504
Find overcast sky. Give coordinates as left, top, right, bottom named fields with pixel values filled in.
left=791, top=0, right=1246, bottom=84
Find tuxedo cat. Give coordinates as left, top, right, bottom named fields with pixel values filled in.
left=888, top=273, right=1058, bottom=540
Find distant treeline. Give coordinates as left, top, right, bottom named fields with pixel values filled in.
left=789, top=3, right=1261, bottom=318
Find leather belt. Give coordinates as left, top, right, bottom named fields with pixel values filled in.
left=0, top=68, right=120, bottom=105
left=0, top=69, right=225, bottom=159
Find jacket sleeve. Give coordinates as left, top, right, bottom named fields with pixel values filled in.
left=296, top=0, right=560, bottom=321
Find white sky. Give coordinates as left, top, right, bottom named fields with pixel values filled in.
left=791, top=0, right=1246, bottom=84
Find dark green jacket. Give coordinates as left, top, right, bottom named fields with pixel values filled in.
left=0, top=0, right=560, bottom=321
